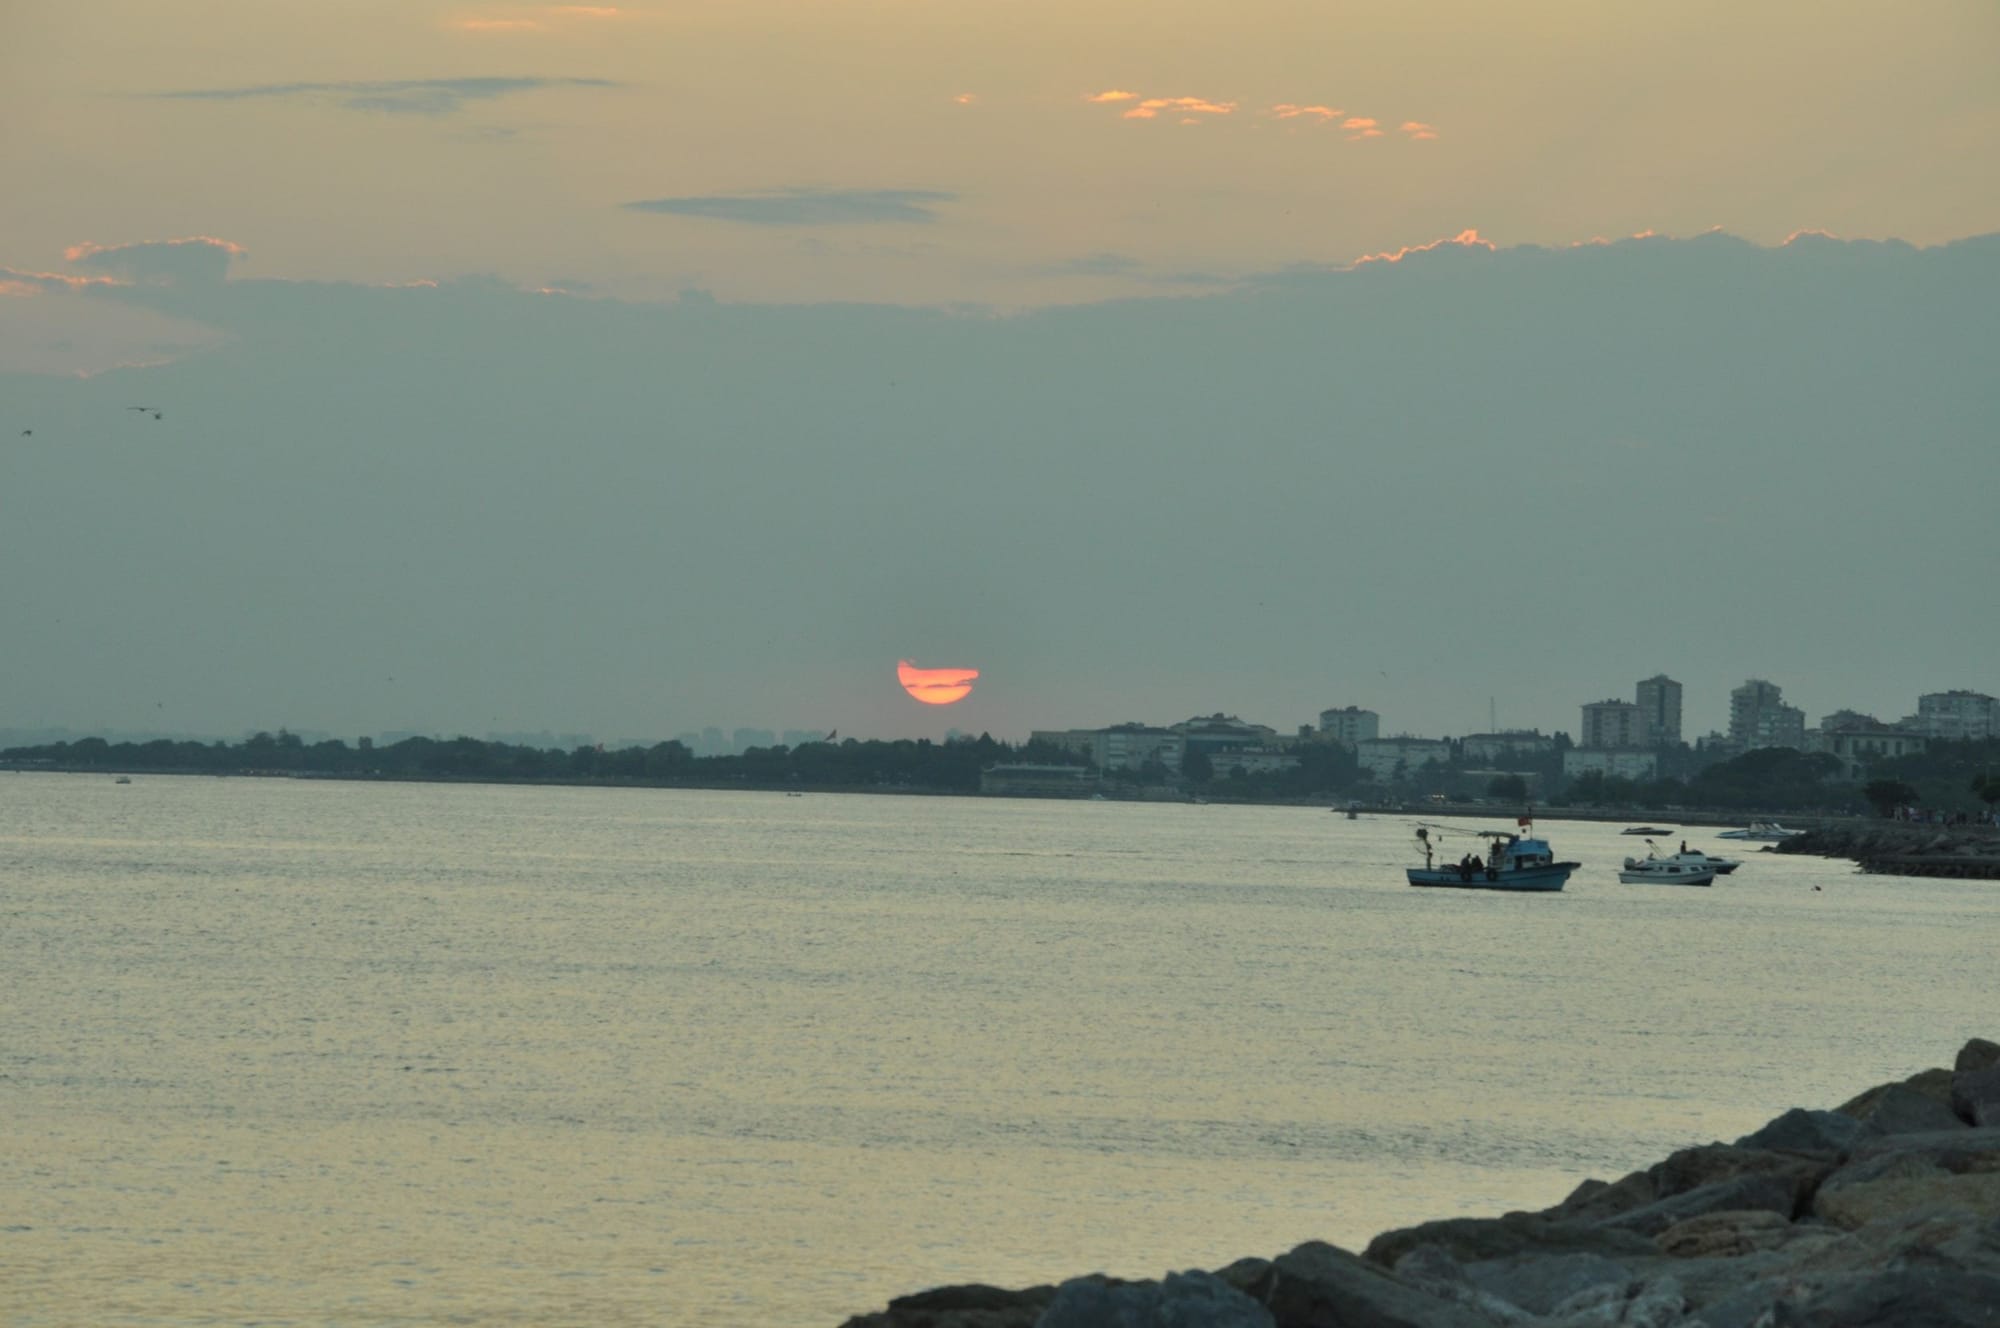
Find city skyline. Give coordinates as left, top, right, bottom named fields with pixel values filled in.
left=8, top=676, right=1991, bottom=756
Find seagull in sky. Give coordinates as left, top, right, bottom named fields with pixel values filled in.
left=127, top=406, right=164, bottom=420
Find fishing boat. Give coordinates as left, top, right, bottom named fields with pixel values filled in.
left=1622, top=825, right=1673, bottom=836
left=1619, top=853, right=1716, bottom=886
left=1406, top=819, right=1578, bottom=892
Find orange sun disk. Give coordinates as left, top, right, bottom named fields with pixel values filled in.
left=897, top=659, right=979, bottom=706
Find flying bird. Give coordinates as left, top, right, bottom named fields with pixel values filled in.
left=127, top=406, right=163, bottom=420
left=19, top=429, right=30, bottom=436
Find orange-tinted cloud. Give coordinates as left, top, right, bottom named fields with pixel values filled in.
left=1348, top=228, right=1495, bottom=268
left=953, top=93, right=977, bottom=105
left=1272, top=104, right=1341, bottom=122
left=1086, top=90, right=1139, bottom=104
left=1400, top=120, right=1438, bottom=140
left=1123, top=96, right=1236, bottom=121
left=898, top=660, right=980, bottom=706
left=0, top=266, right=127, bottom=297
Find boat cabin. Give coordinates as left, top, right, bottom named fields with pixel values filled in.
left=1495, top=836, right=1558, bottom=870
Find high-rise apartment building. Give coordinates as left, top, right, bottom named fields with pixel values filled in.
left=1581, top=699, right=1645, bottom=749
left=1317, top=706, right=1380, bottom=747
left=1909, top=690, right=1998, bottom=742
left=1730, top=679, right=1806, bottom=750
left=1635, top=674, right=1682, bottom=746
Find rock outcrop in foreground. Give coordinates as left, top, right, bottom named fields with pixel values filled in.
left=841, top=1039, right=2000, bottom=1328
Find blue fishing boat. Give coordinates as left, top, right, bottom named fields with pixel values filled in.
left=1406, top=820, right=1579, bottom=892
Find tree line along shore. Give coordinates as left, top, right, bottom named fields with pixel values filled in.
left=5, top=730, right=2000, bottom=819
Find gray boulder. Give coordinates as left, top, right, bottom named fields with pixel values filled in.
left=1390, top=1246, right=1535, bottom=1324
left=1548, top=1172, right=1661, bottom=1224
left=1364, top=1213, right=1657, bottom=1269
left=1461, top=1252, right=1635, bottom=1316
left=1597, top=1174, right=1802, bottom=1238
left=1843, top=1082, right=1970, bottom=1136
left=1654, top=1210, right=1820, bottom=1260
left=840, top=1282, right=1061, bottom=1328
left=1959, top=1039, right=2000, bottom=1074
left=1210, top=1259, right=1274, bottom=1298
left=1786, top=1203, right=2000, bottom=1277
left=1249, top=1240, right=1494, bottom=1328
left=1542, top=1275, right=1686, bottom=1327
left=1815, top=1128, right=2000, bottom=1229
left=1837, top=1067, right=1956, bottom=1119
left=1766, top=1266, right=2000, bottom=1326
left=1647, top=1146, right=1832, bottom=1206
left=1733, top=1108, right=1877, bottom=1157
left=1953, top=1068, right=2000, bottom=1127
left=1035, top=1271, right=1275, bottom=1328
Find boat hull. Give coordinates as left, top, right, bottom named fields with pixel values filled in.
left=1406, top=865, right=1574, bottom=892
left=1618, top=867, right=1716, bottom=885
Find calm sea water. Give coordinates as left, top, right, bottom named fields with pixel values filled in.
left=4, top=773, right=1995, bottom=1326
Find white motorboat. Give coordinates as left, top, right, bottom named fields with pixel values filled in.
left=1656, top=840, right=1741, bottom=875
left=1619, top=853, right=1716, bottom=886
left=1715, top=822, right=1804, bottom=842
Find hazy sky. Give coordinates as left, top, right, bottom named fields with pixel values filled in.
left=2, top=2, right=1997, bottom=746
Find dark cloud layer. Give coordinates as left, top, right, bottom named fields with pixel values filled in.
left=624, top=188, right=955, bottom=227
left=66, top=237, right=246, bottom=286
left=150, top=77, right=616, bottom=115
left=3, top=231, right=1994, bottom=742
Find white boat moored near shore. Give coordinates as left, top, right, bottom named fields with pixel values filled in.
left=1716, top=822, right=1804, bottom=841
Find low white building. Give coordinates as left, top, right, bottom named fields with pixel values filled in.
left=1030, top=724, right=1183, bottom=773
left=1356, top=737, right=1450, bottom=783
left=1208, top=747, right=1301, bottom=778
left=1174, top=714, right=1279, bottom=761
left=979, top=763, right=1097, bottom=796
left=1806, top=727, right=1928, bottom=780
left=1461, top=731, right=1555, bottom=763
left=1563, top=748, right=1660, bottom=780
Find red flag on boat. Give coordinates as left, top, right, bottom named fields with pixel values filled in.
left=1517, top=814, right=1532, bottom=827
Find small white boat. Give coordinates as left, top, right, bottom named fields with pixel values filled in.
left=1716, top=821, right=1804, bottom=841
left=1619, top=853, right=1716, bottom=885
left=1650, top=840, right=1741, bottom=875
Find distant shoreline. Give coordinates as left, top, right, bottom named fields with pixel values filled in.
left=0, top=761, right=1863, bottom=830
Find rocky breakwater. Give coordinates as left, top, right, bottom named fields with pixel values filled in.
left=840, top=1039, right=2000, bottom=1328
left=1779, top=824, right=2000, bottom=879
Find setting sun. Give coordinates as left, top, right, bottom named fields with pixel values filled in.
left=897, top=659, right=979, bottom=706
